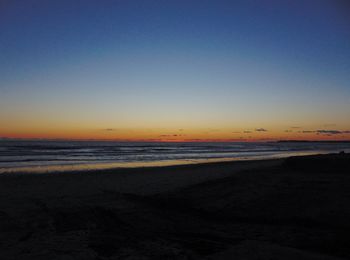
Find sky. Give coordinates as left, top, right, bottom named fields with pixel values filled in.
left=0, top=0, right=350, bottom=141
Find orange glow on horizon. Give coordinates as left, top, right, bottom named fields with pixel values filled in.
left=1, top=127, right=350, bottom=142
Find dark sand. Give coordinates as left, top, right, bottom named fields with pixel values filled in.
left=0, top=153, right=349, bottom=259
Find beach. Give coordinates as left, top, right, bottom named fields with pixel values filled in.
left=0, top=153, right=349, bottom=259
left=3, top=1, right=350, bottom=259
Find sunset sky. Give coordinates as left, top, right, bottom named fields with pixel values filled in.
left=1, top=0, right=350, bottom=141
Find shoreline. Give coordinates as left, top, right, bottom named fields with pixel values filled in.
left=0, top=157, right=282, bottom=197
left=0, top=150, right=339, bottom=175
left=1, top=157, right=282, bottom=176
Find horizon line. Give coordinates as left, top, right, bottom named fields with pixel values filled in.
left=1, top=137, right=350, bottom=143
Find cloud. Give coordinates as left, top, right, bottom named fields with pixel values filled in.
left=159, top=134, right=186, bottom=137
left=103, top=128, right=115, bottom=131
left=298, top=129, right=350, bottom=135
left=243, top=130, right=252, bottom=134
left=255, top=128, right=268, bottom=132
left=316, top=130, right=343, bottom=135
left=232, top=131, right=241, bottom=133
left=290, top=126, right=301, bottom=129
left=284, top=130, right=292, bottom=133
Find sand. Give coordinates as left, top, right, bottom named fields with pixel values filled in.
left=0, top=153, right=349, bottom=259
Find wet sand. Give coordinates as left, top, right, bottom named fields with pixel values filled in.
left=0, top=153, right=349, bottom=259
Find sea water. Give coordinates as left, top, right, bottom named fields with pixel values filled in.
left=0, top=140, right=349, bottom=173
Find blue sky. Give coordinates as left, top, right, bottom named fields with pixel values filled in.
left=1, top=0, right=349, bottom=140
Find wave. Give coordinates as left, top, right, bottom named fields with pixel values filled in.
left=1, top=141, right=350, bottom=173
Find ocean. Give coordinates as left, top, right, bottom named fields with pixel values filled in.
left=0, top=140, right=349, bottom=174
